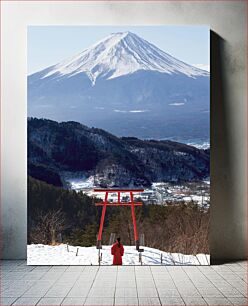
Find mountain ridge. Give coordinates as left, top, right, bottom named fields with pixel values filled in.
left=28, top=118, right=210, bottom=188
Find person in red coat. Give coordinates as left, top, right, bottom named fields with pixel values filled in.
left=111, top=237, right=124, bottom=265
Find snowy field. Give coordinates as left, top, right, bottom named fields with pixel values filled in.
left=27, top=244, right=210, bottom=266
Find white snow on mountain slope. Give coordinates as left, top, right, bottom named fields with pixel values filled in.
left=193, top=63, right=210, bottom=72
left=40, top=32, right=209, bottom=85
left=27, top=244, right=210, bottom=265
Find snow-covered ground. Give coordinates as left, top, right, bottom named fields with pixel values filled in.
left=186, top=141, right=210, bottom=150
left=27, top=244, right=210, bottom=266
left=67, top=176, right=95, bottom=190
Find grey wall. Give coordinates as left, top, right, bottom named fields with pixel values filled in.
left=1, top=1, right=247, bottom=261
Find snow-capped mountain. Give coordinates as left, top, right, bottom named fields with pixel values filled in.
left=39, top=31, right=208, bottom=85
left=28, top=31, right=210, bottom=140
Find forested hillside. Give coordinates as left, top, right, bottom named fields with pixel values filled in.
left=28, top=118, right=210, bottom=187
left=28, top=177, right=209, bottom=254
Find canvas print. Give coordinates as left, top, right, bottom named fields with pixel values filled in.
left=27, top=26, right=210, bottom=265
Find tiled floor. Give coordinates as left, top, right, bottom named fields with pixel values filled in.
left=1, top=260, right=247, bottom=305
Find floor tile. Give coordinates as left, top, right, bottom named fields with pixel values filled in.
left=65, top=266, right=85, bottom=272
left=22, top=284, right=53, bottom=297
left=92, top=282, right=116, bottom=289
left=139, top=297, right=161, bottom=305
left=2, top=289, right=31, bottom=298
left=115, top=287, right=137, bottom=297
left=67, top=285, right=91, bottom=297
left=160, top=297, right=185, bottom=305
left=44, top=285, right=72, bottom=297
left=117, top=266, right=134, bottom=271
left=0, top=297, right=18, bottom=305
left=136, top=273, right=153, bottom=279
left=135, top=266, right=151, bottom=272
left=12, top=297, right=41, bottom=305
left=182, top=297, right=207, bottom=305
left=116, top=280, right=136, bottom=287
left=83, top=267, right=99, bottom=273
left=37, top=297, right=64, bottom=305
left=115, top=297, right=138, bottom=305
left=197, top=288, right=224, bottom=297
left=136, top=279, right=155, bottom=287
left=154, top=281, right=177, bottom=289
left=137, top=287, right=158, bottom=297
left=40, top=272, right=64, bottom=281
left=84, top=297, right=114, bottom=305
left=88, top=287, right=115, bottom=298
left=204, top=297, right=233, bottom=305
left=157, top=288, right=181, bottom=297
left=77, top=277, right=96, bottom=284
left=217, top=287, right=244, bottom=297
left=49, top=266, right=69, bottom=272
left=61, top=297, right=86, bottom=305
left=31, top=266, right=52, bottom=272
left=228, top=297, right=248, bottom=305
left=4, top=272, right=28, bottom=280
left=178, top=289, right=201, bottom=298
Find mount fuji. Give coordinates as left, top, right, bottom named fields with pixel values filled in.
left=28, top=31, right=210, bottom=140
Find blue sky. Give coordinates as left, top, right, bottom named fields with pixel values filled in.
left=28, top=25, right=209, bottom=75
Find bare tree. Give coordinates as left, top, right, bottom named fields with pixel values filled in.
left=29, top=209, right=68, bottom=245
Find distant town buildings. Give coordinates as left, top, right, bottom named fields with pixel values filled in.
left=79, top=181, right=210, bottom=209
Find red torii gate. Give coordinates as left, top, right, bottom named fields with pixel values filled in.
left=94, top=188, right=144, bottom=251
